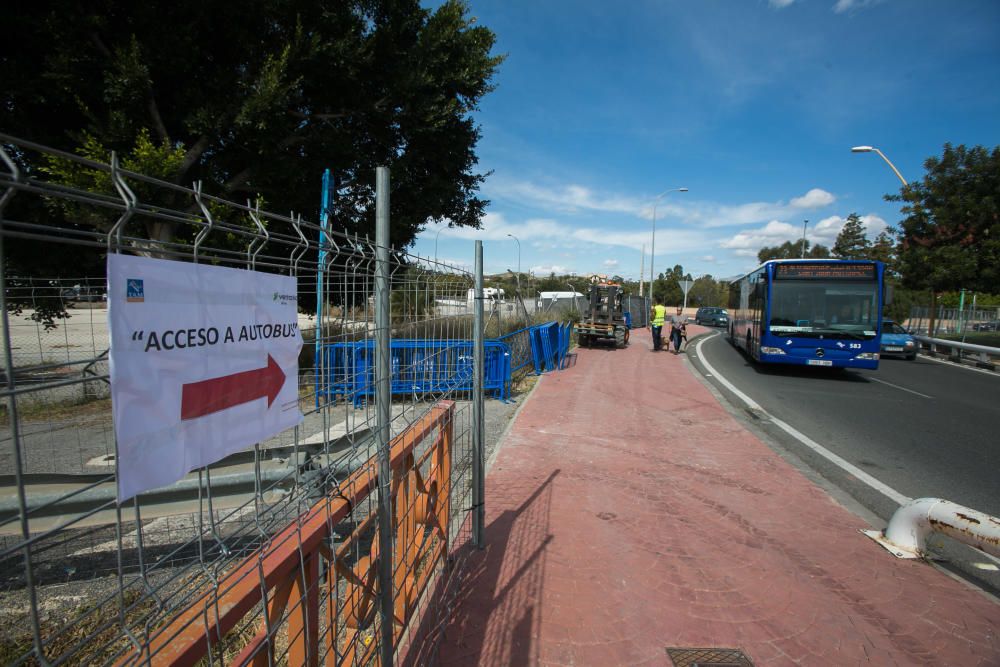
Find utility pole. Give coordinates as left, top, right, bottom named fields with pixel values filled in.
left=801, top=220, right=809, bottom=258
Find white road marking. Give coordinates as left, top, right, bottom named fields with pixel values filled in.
left=693, top=334, right=912, bottom=507
left=867, top=376, right=933, bottom=399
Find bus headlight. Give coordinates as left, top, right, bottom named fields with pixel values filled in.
left=854, top=352, right=879, bottom=360
left=760, top=347, right=786, bottom=355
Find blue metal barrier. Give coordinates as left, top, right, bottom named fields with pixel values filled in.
left=317, top=339, right=510, bottom=407
left=497, top=327, right=534, bottom=376
left=541, top=322, right=559, bottom=371
left=318, top=322, right=570, bottom=406
left=499, top=322, right=561, bottom=376
left=558, top=322, right=572, bottom=368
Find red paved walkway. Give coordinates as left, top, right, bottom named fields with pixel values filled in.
left=438, top=326, right=1000, bottom=666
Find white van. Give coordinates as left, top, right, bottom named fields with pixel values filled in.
left=466, top=287, right=506, bottom=307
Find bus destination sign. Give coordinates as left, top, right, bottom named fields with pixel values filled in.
left=774, top=263, right=876, bottom=280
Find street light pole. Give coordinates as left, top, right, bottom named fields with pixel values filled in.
left=638, top=243, right=645, bottom=297
left=851, top=146, right=907, bottom=187
left=507, top=233, right=525, bottom=319
left=801, top=220, right=808, bottom=258
left=506, top=233, right=521, bottom=292
left=648, top=187, right=688, bottom=302
left=434, top=226, right=445, bottom=264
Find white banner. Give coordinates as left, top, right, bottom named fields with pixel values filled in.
left=108, top=255, right=303, bottom=501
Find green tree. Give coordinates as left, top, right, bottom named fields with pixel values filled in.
left=688, top=275, right=727, bottom=307
left=889, top=143, right=1000, bottom=333
left=832, top=213, right=871, bottom=259
left=867, top=230, right=898, bottom=275
left=2, top=0, right=502, bottom=249
left=891, top=143, right=1000, bottom=294
left=757, top=240, right=830, bottom=263
left=652, top=264, right=686, bottom=305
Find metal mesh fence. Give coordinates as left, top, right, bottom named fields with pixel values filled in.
left=0, top=135, right=485, bottom=665
left=907, top=305, right=1000, bottom=336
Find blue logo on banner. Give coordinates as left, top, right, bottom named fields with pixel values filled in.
left=127, top=279, right=144, bottom=302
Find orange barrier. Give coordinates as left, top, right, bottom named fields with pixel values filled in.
left=120, top=400, right=455, bottom=666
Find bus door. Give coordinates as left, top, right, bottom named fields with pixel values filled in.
left=749, top=270, right=766, bottom=354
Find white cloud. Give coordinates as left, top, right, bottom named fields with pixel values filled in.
left=427, top=183, right=848, bottom=274
left=636, top=189, right=835, bottom=228
left=769, top=0, right=796, bottom=7
left=488, top=180, right=642, bottom=215
left=720, top=220, right=801, bottom=251
left=833, top=0, right=882, bottom=13
left=487, top=179, right=838, bottom=229
left=811, top=215, right=845, bottom=245
left=532, top=265, right=570, bottom=275
left=862, top=215, right=889, bottom=237
left=720, top=213, right=890, bottom=254
left=790, top=188, right=836, bottom=209
left=431, top=211, right=712, bottom=255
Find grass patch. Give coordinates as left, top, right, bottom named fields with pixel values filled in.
left=0, top=395, right=111, bottom=427
left=937, top=332, right=1000, bottom=348
left=510, top=373, right=539, bottom=397
left=0, top=590, right=156, bottom=666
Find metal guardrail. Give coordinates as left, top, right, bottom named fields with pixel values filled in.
left=914, top=335, right=999, bottom=370
left=864, top=497, right=1000, bottom=560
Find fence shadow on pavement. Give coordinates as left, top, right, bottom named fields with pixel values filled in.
left=404, top=468, right=560, bottom=667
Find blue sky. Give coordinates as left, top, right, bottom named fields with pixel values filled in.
left=413, top=0, right=1000, bottom=281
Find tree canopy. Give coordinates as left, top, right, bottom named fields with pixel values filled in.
left=757, top=240, right=830, bottom=264
left=2, top=0, right=503, bottom=250
left=891, top=143, right=1000, bottom=294
left=832, top=213, right=870, bottom=259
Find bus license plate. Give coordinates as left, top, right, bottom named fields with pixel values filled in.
left=807, top=359, right=833, bottom=366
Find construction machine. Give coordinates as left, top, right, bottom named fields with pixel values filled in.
left=573, top=276, right=629, bottom=348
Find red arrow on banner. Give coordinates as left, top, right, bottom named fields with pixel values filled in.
left=181, top=354, right=286, bottom=420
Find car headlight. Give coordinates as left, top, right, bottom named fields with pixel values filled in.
left=905, top=341, right=915, bottom=347
left=760, top=347, right=786, bottom=355
left=854, top=352, right=879, bottom=360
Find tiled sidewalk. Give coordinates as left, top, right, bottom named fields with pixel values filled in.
left=438, top=326, right=999, bottom=666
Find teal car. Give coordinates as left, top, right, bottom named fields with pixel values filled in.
left=881, top=320, right=917, bottom=360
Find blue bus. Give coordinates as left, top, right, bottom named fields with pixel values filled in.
left=728, top=259, right=885, bottom=369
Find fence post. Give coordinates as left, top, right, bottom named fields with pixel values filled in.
left=473, top=240, right=486, bottom=548
left=374, top=166, right=395, bottom=666
left=0, top=202, right=46, bottom=665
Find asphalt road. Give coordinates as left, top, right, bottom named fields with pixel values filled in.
left=688, top=329, right=1000, bottom=588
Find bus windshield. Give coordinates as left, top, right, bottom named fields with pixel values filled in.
left=768, top=280, right=879, bottom=339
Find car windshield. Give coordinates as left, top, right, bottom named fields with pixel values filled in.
left=884, top=322, right=906, bottom=334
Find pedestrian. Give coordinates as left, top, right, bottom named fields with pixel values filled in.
left=649, top=297, right=667, bottom=351
left=669, top=306, right=686, bottom=354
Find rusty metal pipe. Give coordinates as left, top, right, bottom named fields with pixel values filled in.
left=866, top=498, right=1000, bottom=560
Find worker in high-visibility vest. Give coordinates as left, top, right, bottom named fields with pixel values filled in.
left=649, top=297, right=667, bottom=351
